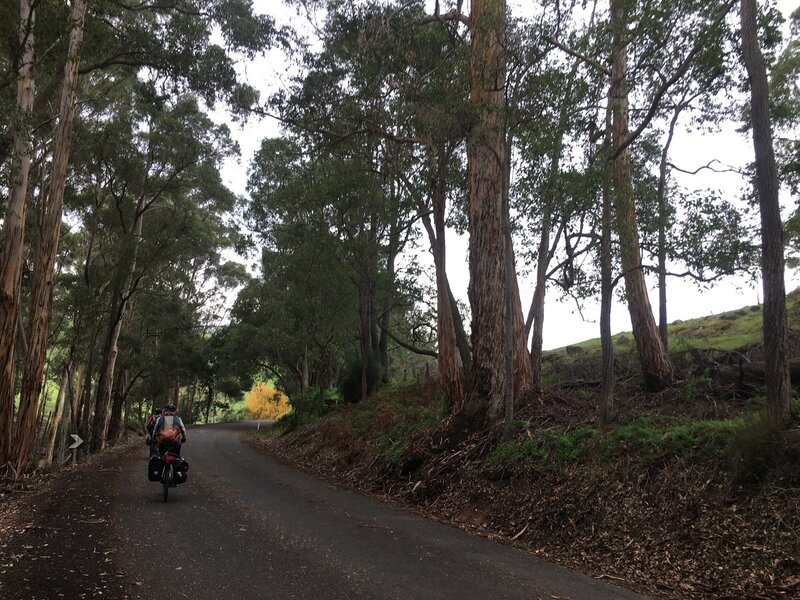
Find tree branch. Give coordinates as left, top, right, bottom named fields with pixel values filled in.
left=380, top=325, right=438, bottom=358
left=544, top=36, right=611, bottom=76
left=667, top=158, right=744, bottom=175
left=610, top=0, right=736, bottom=160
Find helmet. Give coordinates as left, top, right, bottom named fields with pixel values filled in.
left=164, top=403, right=177, bottom=412
left=154, top=408, right=162, bottom=415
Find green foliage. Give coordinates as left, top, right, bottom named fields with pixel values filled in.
left=487, top=415, right=753, bottom=470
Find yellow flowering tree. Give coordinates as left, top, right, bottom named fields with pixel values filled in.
left=245, top=383, right=291, bottom=420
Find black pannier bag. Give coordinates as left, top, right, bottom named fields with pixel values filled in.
left=173, top=458, right=189, bottom=485
left=148, top=455, right=164, bottom=482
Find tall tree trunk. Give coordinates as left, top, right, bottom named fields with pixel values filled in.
left=527, top=59, right=581, bottom=391
left=502, top=162, right=515, bottom=428
left=415, top=178, right=469, bottom=407
left=502, top=135, right=533, bottom=404
left=529, top=206, right=551, bottom=391
left=91, top=297, right=124, bottom=451
left=600, top=103, right=615, bottom=424
left=105, top=366, right=127, bottom=442
left=186, top=379, right=197, bottom=425
left=446, top=276, right=472, bottom=375
left=656, top=99, right=684, bottom=348
left=44, top=366, right=69, bottom=465
left=358, top=280, right=370, bottom=403
left=431, top=147, right=464, bottom=410
left=173, top=377, right=180, bottom=409
left=610, top=0, right=672, bottom=392
left=301, top=348, right=309, bottom=396
left=0, top=0, right=36, bottom=467
left=378, top=243, right=397, bottom=385
left=463, top=0, right=512, bottom=429
left=204, top=383, right=213, bottom=425
left=740, top=0, right=793, bottom=427
left=57, top=363, right=78, bottom=465
left=91, top=193, right=146, bottom=452
left=78, top=324, right=98, bottom=437
left=14, top=0, right=88, bottom=473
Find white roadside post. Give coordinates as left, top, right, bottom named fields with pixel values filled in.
left=69, top=434, right=84, bottom=464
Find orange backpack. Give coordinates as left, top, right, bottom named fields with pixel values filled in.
left=154, top=416, right=182, bottom=445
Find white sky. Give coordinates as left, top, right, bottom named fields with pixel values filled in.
left=213, top=0, right=800, bottom=351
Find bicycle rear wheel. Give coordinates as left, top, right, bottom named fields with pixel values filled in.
left=162, top=464, right=171, bottom=502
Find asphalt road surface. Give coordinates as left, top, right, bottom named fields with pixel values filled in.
left=115, top=422, right=645, bottom=600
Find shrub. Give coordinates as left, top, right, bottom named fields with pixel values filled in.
left=339, top=353, right=383, bottom=403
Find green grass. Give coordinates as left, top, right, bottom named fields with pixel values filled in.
left=544, top=290, right=800, bottom=361
left=487, top=414, right=754, bottom=469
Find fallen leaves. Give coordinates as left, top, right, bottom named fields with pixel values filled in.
left=252, top=387, right=800, bottom=600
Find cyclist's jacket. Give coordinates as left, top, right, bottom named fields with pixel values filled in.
left=152, top=414, right=186, bottom=445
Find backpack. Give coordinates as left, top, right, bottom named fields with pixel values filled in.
left=154, top=415, right=182, bottom=445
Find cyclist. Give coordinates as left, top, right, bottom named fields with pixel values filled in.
left=152, top=403, right=187, bottom=456
left=145, top=407, right=162, bottom=456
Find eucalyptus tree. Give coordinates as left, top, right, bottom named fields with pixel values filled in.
left=354, top=3, right=472, bottom=407
left=508, top=2, right=607, bottom=391
left=771, top=8, right=800, bottom=196
left=0, top=0, right=282, bottom=469
left=592, top=0, right=736, bottom=391
left=740, top=0, right=793, bottom=427
left=0, top=0, right=36, bottom=467
left=52, top=77, right=239, bottom=451
left=771, top=9, right=800, bottom=269
left=12, top=0, right=88, bottom=474
left=264, top=3, right=459, bottom=403
left=246, top=130, right=414, bottom=403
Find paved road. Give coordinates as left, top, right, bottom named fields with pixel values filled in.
left=114, top=422, right=644, bottom=600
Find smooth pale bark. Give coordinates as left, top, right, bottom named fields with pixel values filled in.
left=431, top=147, right=464, bottom=410
left=300, top=349, right=309, bottom=396
left=0, top=0, right=36, bottom=467
left=463, top=0, right=513, bottom=428
left=416, top=179, right=469, bottom=408
left=379, top=230, right=399, bottom=385
left=446, top=276, right=472, bottom=374
left=600, top=103, right=615, bottom=424
left=91, top=303, right=123, bottom=451
left=740, top=0, right=793, bottom=427
left=105, top=367, right=128, bottom=442
left=91, top=193, right=146, bottom=452
left=56, top=363, right=78, bottom=465
left=529, top=208, right=550, bottom=391
left=14, top=0, right=88, bottom=473
left=78, top=324, right=98, bottom=437
left=501, top=137, right=533, bottom=405
left=509, top=264, right=531, bottom=404
left=185, top=380, right=198, bottom=425
left=610, top=0, right=672, bottom=392
left=44, top=367, right=69, bottom=465
left=204, top=383, right=213, bottom=424
left=656, top=101, right=684, bottom=347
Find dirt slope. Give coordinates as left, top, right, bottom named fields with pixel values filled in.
left=251, top=382, right=800, bottom=600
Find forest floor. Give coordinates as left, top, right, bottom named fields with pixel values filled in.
left=250, top=299, right=800, bottom=600
left=0, top=441, right=134, bottom=600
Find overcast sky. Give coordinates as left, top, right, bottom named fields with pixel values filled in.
left=213, top=0, right=800, bottom=350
